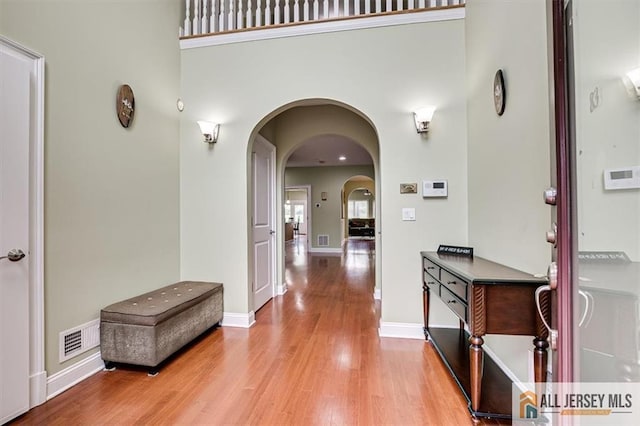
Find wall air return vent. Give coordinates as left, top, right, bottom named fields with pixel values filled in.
left=59, top=319, right=100, bottom=362
left=318, top=235, right=329, bottom=247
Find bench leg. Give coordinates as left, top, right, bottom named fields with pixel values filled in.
left=103, top=361, right=116, bottom=371
left=148, top=367, right=159, bottom=377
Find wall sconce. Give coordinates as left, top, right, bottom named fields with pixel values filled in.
left=197, top=120, right=220, bottom=143
left=626, top=68, right=640, bottom=99
left=413, top=106, right=436, bottom=133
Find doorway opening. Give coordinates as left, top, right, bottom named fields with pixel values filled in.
left=247, top=100, right=381, bottom=314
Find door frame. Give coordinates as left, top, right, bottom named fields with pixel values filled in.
left=284, top=184, right=311, bottom=250
left=0, top=35, right=46, bottom=408
left=549, top=0, right=575, bottom=384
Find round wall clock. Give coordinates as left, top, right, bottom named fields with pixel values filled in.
left=116, top=84, right=135, bottom=128
left=493, top=69, right=506, bottom=116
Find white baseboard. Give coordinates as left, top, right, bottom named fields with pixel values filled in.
left=29, top=370, right=47, bottom=407
left=308, top=247, right=342, bottom=254
left=277, top=282, right=288, bottom=296
left=221, top=311, right=256, bottom=328
left=378, top=322, right=425, bottom=339
left=374, top=288, right=381, bottom=300
left=47, top=351, right=104, bottom=400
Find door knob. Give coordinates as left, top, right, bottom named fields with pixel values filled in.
left=0, top=248, right=26, bottom=262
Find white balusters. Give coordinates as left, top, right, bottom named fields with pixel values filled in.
left=202, top=0, right=210, bottom=34
left=237, top=0, right=244, bottom=29
left=284, top=0, right=290, bottom=23
left=192, top=0, right=200, bottom=35
left=247, top=0, right=253, bottom=27
left=211, top=0, right=218, bottom=32
left=266, top=0, right=272, bottom=25
left=184, top=0, right=192, bottom=35
left=179, top=0, right=465, bottom=37
left=256, top=0, right=262, bottom=27
left=219, top=0, right=226, bottom=31
left=228, top=0, right=235, bottom=30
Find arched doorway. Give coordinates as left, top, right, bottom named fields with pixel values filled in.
left=247, top=100, right=381, bottom=310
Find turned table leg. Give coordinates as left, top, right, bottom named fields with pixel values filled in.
left=423, top=284, right=430, bottom=339
left=469, top=334, right=485, bottom=413
left=533, top=336, right=549, bottom=383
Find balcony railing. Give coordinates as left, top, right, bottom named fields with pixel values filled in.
left=179, top=0, right=465, bottom=38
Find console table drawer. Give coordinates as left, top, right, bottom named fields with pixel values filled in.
left=441, top=269, right=468, bottom=302
left=423, top=272, right=440, bottom=295
left=424, top=258, right=440, bottom=280
left=440, top=285, right=467, bottom=322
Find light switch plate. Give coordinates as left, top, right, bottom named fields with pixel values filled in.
left=402, top=208, right=416, bottom=221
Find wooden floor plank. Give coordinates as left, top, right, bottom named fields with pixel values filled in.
left=10, top=236, right=509, bottom=425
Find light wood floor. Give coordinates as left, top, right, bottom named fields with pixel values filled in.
left=11, top=237, right=508, bottom=425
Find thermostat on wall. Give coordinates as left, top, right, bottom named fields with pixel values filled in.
left=422, top=180, right=448, bottom=198
left=604, top=166, right=640, bottom=190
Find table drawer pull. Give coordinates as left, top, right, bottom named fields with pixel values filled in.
left=448, top=281, right=456, bottom=285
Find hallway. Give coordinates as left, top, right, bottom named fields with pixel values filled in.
left=12, top=239, right=493, bottom=425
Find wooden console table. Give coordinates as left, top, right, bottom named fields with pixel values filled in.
left=421, top=251, right=550, bottom=418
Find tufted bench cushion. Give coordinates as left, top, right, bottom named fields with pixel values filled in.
left=100, top=281, right=223, bottom=371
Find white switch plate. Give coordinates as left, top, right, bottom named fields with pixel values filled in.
left=402, top=208, right=416, bottom=221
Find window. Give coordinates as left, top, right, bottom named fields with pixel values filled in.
left=348, top=200, right=369, bottom=218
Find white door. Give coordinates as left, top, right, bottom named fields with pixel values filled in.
left=252, top=136, right=275, bottom=311
left=0, top=44, right=31, bottom=424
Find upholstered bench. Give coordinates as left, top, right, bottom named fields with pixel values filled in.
left=100, top=281, right=223, bottom=375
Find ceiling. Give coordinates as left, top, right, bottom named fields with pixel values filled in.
left=285, top=134, right=373, bottom=167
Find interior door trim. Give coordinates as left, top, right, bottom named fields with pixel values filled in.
left=0, top=35, right=46, bottom=409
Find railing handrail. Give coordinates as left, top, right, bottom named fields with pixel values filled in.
left=179, top=0, right=465, bottom=39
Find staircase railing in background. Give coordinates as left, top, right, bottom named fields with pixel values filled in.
left=179, top=0, right=465, bottom=37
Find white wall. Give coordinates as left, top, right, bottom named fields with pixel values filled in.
left=180, top=19, right=468, bottom=325
left=465, top=0, right=552, bottom=381
left=0, top=0, right=182, bottom=374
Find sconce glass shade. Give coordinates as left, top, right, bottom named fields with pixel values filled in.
left=626, top=68, right=640, bottom=98
left=197, top=120, right=220, bottom=143
left=413, top=106, right=436, bottom=133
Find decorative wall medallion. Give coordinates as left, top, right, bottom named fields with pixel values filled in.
left=116, top=84, right=135, bottom=128
left=493, top=69, right=506, bottom=116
